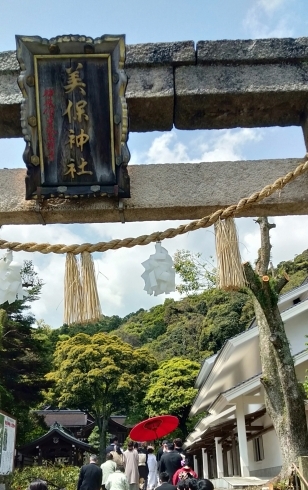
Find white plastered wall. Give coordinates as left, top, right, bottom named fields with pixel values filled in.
left=248, top=413, right=282, bottom=478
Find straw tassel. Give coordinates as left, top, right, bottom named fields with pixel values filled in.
left=80, top=251, right=102, bottom=323
left=215, top=217, right=246, bottom=290
left=64, top=253, right=83, bottom=325
left=64, top=252, right=101, bottom=325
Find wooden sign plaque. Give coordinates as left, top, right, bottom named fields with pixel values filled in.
left=16, top=35, right=130, bottom=200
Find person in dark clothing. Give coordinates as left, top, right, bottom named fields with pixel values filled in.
left=158, top=472, right=177, bottom=490
left=174, top=438, right=193, bottom=467
left=173, top=439, right=185, bottom=457
left=197, top=480, right=214, bottom=490
left=156, top=440, right=168, bottom=470
left=106, top=437, right=123, bottom=455
left=28, top=481, right=48, bottom=490
left=187, top=479, right=198, bottom=490
left=177, top=481, right=190, bottom=490
left=77, top=454, right=102, bottom=490
left=159, top=443, right=182, bottom=483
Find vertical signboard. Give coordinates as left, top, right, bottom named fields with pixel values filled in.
left=16, top=35, right=130, bottom=200
left=0, top=411, right=16, bottom=474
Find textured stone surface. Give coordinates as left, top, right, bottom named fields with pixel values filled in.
left=2, top=38, right=308, bottom=136
left=0, top=50, right=19, bottom=71
left=0, top=159, right=307, bottom=225
left=126, top=41, right=195, bottom=66
left=197, top=37, right=308, bottom=64
left=0, top=50, right=22, bottom=137
left=126, top=66, right=174, bottom=131
left=175, top=64, right=308, bottom=129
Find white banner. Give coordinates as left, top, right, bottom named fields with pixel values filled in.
left=0, top=411, right=16, bottom=474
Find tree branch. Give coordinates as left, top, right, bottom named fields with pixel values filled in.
left=243, top=262, right=261, bottom=298
left=255, top=217, right=276, bottom=276
left=275, top=272, right=290, bottom=293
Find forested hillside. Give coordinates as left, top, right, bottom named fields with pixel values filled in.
left=1, top=249, right=308, bottom=445
left=50, top=249, right=308, bottom=362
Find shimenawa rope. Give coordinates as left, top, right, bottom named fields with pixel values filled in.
left=0, top=156, right=307, bottom=255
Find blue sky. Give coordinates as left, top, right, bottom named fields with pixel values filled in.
left=1, top=0, right=308, bottom=327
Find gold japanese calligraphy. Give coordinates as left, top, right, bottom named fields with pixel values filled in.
left=64, top=63, right=86, bottom=95
left=64, top=158, right=93, bottom=177
left=63, top=62, right=91, bottom=180
left=63, top=100, right=89, bottom=123
left=68, top=129, right=89, bottom=152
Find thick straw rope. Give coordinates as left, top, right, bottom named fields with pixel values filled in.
left=1, top=157, right=308, bottom=255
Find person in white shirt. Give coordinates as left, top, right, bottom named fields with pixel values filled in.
left=146, top=447, right=157, bottom=490
left=106, top=465, right=129, bottom=490
left=101, top=453, right=117, bottom=490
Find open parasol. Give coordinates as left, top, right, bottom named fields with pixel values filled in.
left=129, top=415, right=179, bottom=441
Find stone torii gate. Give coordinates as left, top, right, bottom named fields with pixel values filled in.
left=1, top=37, right=308, bottom=225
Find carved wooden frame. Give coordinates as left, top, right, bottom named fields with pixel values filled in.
left=16, top=34, right=130, bottom=200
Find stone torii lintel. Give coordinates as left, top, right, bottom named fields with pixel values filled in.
left=1, top=37, right=308, bottom=225
left=0, top=158, right=307, bottom=226
left=2, top=37, right=308, bottom=136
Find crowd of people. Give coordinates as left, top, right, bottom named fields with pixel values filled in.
left=76, top=437, right=214, bottom=490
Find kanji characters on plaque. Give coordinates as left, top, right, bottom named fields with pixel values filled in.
left=63, top=63, right=92, bottom=179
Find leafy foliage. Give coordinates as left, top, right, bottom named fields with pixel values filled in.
left=46, top=333, right=158, bottom=458
left=0, top=261, right=50, bottom=444
left=144, top=357, right=201, bottom=437
left=9, top=465, right=80, bottom=490
left=48, top=315, right=124, bottom=351
left=173, top=250, right=216, bottom=294
left=277, top=249, right=308, bottom=293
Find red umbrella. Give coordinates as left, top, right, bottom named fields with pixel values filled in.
left=129, top=415, right=179, bottom=441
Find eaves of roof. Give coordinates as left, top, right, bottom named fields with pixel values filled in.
left=190, top=293, right=308, bottom=417
left=17, top=427, right=95, bottom=452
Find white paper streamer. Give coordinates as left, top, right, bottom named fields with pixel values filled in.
left=141, top=242, right=176, bottom=296
left=0, top=251, right=29, bottom=305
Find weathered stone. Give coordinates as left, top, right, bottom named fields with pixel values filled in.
left=126, top=66, right=173, bottom=131
left=0, top=51, right=22, bottom=137
left=2, top=38, right=308, bottom=135
left=175, top=64, right=308, bottom=129
left=126, top=41, right=195, bottom=66
left=0, top=50, right=19, bottom=71
left=0, top=159, right=307, bottom=225
left=197, top=37, right=308, bottom=64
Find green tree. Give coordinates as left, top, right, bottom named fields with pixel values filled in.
left=46, top=333, right=157, bottom=460
left=49, top=315, right=124, bottom=349
left=173, top=250, right=216, bottom=294
left=243, top=218, right=308, bottom=479
left=144, top=357, right=201, bottom=437
left=0, top=261, right=50, bottom=444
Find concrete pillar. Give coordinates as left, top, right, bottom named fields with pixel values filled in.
left=215, top=437, right=224, bottom=478
left=202, top=448, right=209, bottom=478
left=193, top=455, right=198, bottom=473
left=235, top=397, right=250, bottom=477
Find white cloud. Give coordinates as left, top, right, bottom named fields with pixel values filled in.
left=257, top=0, right=288, bottom=14
left=199, top=129, right=263, bottom=162
left=0, top=128, right=306, bottom=328
left=131, top=133, right=189, bottom=165
left=132, top=128, right=263, bottom=166
left=243, top=0, right=295, bottom=38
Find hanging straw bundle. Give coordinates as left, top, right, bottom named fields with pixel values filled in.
left=215, top=217, right=246, bottom=291
left=64, top=253, right=83, bottom=325
left=80, top=251, right=102, bottom=323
